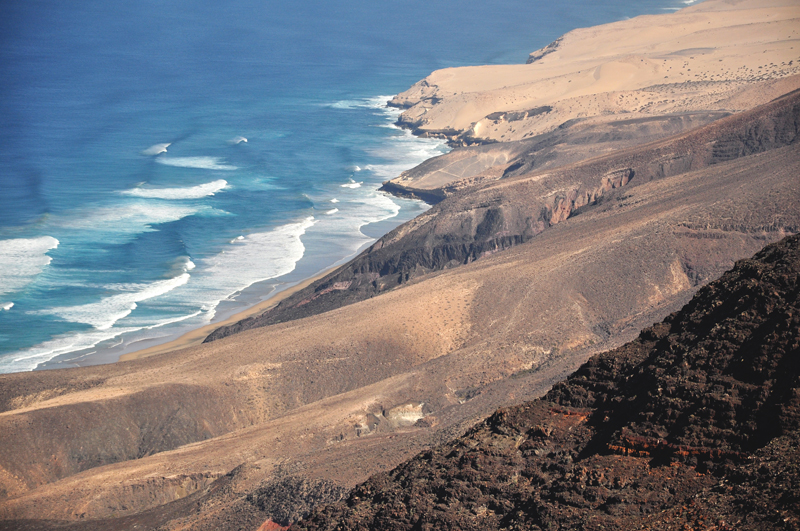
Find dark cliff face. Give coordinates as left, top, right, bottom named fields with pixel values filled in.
left=291, top=233, right=800, bottom=531
left=205, top=90, right=800, bottom=344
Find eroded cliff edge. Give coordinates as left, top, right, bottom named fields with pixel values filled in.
left=205, top=0, right=800, bottom=345
left=205, top=89, right=800, bottom=342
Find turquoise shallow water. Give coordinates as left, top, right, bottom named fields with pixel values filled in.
left=0, top=0, right=694, bottom=372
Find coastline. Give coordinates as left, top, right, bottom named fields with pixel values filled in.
left=10, top=97, right=441, bottom=372
left=118, top=265, right=338, bottom=361
left=3, top=1, right=800, bottom=527
left=379, top=0, right=800, bottom=200
left=0, top=1, right=718, bottom=374
left=105, top=0, right=800, bottom=367
left=112, top=185, right=434, bottom=365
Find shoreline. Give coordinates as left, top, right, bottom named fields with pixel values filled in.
left=108, top=110, right=443, bottom=366
left=119, top=265, right=337, bottom=361
left=16, top=0, right=757, bottom=372
left=113, top=186, right=434, bottom=365
left=16, top=100, right=440, bottom=372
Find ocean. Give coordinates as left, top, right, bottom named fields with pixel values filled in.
left=0, top=0, right=695, bottom=373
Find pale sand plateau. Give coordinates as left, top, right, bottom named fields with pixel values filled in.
left=384, top=0, right=800, bottom=199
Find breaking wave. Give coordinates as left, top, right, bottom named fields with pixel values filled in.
left=155, top=156, right=238, bottom=170
left=141, top=143, right=171, bottom=156
left=0, top=236, right=59, bottom=298
left=121, top=179, right=228, bottom=199
left=341, top=179, right=362, bottom=189
left=37, top=273, right=191, bottom=331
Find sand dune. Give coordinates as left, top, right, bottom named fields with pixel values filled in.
left=391, top=0, right=800, bottom=145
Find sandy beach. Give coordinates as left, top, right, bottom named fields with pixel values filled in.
left=118, top=266, right=337, bottom=361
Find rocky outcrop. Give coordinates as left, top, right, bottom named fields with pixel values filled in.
left=291, top=233, right=800, bottom=531
left=205, top=89, right=800, bottom=343
left=526, top=37, right=562, bottom=64
left=381, top=111, right=728, bottom=204
left=248, top=476, right=348, bottom=527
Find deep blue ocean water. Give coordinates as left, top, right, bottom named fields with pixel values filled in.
left=0, top=0, right=694, bottom=372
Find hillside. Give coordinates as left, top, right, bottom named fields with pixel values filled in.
left=293, top=233, right=800, bottom=530
left=0, top=93, right=797, bottom=531
left=206, top=88, right=800, bottom=340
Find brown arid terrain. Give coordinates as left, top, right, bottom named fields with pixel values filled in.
left=0, top=1, right=798, bottom=530
left=293, top=233, right=800, bottom=531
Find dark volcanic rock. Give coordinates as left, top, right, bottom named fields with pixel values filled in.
left=291, top=234, right=800, bottom=531
left=247, top=476, right=348, bottom=527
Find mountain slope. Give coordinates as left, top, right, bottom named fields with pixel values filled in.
left=293, top=233, right=800, bottom=531
left=206, top=88, right=800, bottom=342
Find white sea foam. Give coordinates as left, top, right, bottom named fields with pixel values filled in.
left=331, top=95, right=449, bottom=184
left=155, top=156, right=237, bottom=170
left=327, top=96, right=392, bottom=110
left=176, top=216, right=317, bottom=320
left=3, top=93, right=442, bottom=373
left=325, top=208, right=339, bottom=215
left=0, top=326, right=142, bottom=373
left=121, top=179, right=228, bottom=199
left=341, top=179, right=362, bottom=189
left=1, top=302, right=13, bottom=311
left=327, top=100, right=363, bottom=110
left=38, top=273, right=191, bottom=330
left=0, top=236, right=59, bottom=298
left=60, top=202, right=225, bottom=243
left=143, top=310, right=203, bottom=329
left=229, top=136, right=248, bottom=145
left=364, top=126, right=448, bottom=180
left=302, top=190, right=404, bottom=261
left=141, top=143, right=171, bottom=156
left=356, top=191, right=402, bottom=225
left=364, top=95, right=396, bottom=109
left=308, top=94, right=443, bottom=259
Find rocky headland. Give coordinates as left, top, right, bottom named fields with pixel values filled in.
left=0, top=1, right=798, bottom=529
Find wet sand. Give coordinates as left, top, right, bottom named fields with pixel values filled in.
left=119, top=266, right=336, bottom=361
